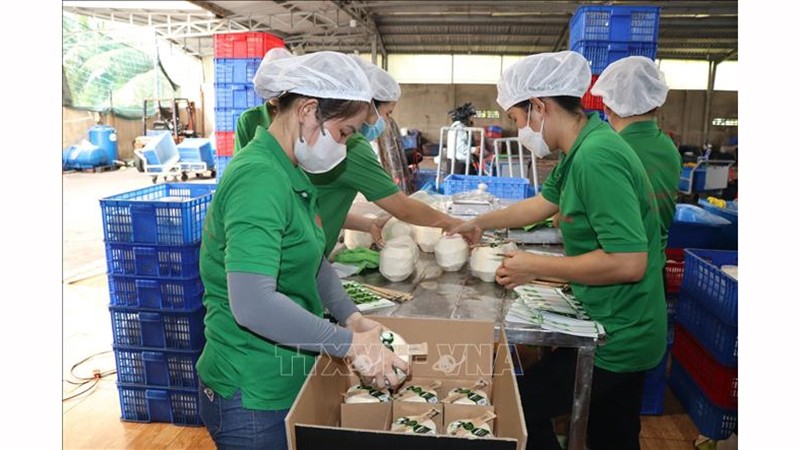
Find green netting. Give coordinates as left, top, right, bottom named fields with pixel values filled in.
left=62, top=14, right=180, bottom=119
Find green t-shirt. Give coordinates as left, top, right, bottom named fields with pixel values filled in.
left=618, top=120, right=682, bottom=253
left=541, top=113, right=666, bottom=373
left=307, top=133, right=400, bottom=256
left=234, top=104, right=271, bottom=153
left=197, top=127, right=327, bottom=410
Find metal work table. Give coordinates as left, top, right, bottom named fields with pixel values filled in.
left=345, top=247, right=604, bottom=450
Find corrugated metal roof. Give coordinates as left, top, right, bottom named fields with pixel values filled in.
left=62, top=0, right=738, bottom=60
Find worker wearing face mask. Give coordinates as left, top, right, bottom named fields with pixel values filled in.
left=590, top=56, right=682, bottom=258
left=451, top=51, right=666, bottom=450
left=197, top=51, right=408, bottom=450
left=305, top=56, right=462, bottom=256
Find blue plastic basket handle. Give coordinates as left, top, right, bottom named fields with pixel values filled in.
left=142, top=351, right=166, bottom=362
left=139, top=312, right=162, bottom=323
left=146, top=390, right=169, bottom=401
left=130, top=204, right=158, bottom=243
left=136, top=279, right=162, bottom=309
left=133, top=247, right=158, bottom=276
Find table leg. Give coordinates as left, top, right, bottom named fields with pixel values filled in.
left=568, top=345, right=595, bottom=450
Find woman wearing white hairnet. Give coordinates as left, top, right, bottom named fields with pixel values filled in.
left=197, top=51, right=408, bottom=450
left=451, top=51, right=666, bottom=450
left=591, top=56, right=682, bottom=258
left=306, top=56, right=461, bottom=256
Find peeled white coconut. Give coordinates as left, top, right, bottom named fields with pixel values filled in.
left=414, top=225, right=443, bottom=253
left=447, top=419, right=493, bottom=439
left=434, top=235, right=469, bottom=272
left=344, top=229, right=374, bottom=249
left=446, top=387, right=490, bottom=406
left=389, top=235, right=419, bottom=261
left=344, top=384, right=391, bottom=404
left=470, top=241, right=519, bottom=283
left=381, top=217, right=413, bottom=242
left=380, top=238, right=416, bottom=282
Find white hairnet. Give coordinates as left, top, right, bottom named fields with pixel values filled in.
left=349, top=55, right=402, bottom=102
left=496, top=51, right=591, bottom=111
left=253, top=47, right=294, bottom=81
left=590, top=56, right=668, bottom=117
left=253, top=51, right=372, bottom=102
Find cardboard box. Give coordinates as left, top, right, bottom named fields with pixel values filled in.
left=285, top=317, right=527, bottom=450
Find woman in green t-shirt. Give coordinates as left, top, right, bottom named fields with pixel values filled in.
left=198, top=51, right=408, bottom=450
left=452, top=51, right=667, bottom=450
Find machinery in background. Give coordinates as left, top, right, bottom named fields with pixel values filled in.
left=142, top=98, right=198, bottom=143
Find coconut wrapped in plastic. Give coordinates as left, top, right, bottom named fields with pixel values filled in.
left=446, top=411, right=496, bottom=439
left=379, top=236, right=419, bottom=282
left=469, top=241, right=519, bottom=282
left=342, top=384, right=391, bottom=404
left=390, top=408, right=439, bottom=435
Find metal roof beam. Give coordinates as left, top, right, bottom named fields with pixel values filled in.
left=331, top=0, right=387, bottom=57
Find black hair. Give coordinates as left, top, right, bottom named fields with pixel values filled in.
left=374, top=100, right=389, bottom=110
left=513, top=96, right=584, bottom=118
left=268, top=93, right=368, bottom=122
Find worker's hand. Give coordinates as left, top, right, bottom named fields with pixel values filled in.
left=447, top=219, right=483, bottom=246
left=440, top=216, right=466, bottom=235
left=347, top=327, right=410, bottom=391
left=551, top=213, right=561, bottom=229
left=369, top=215, right=392, bottom=248
left=495, top=251, right=541, bottom=290
left=344, top=312, right=381, bottom=333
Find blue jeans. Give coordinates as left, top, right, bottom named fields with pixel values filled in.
left=198, top=378, right=289, bottom=450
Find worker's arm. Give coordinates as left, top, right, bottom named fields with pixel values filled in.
left=342, top=213, right=391, bottom=246
left=450, top=195, right=559, bottom=245
left=375, top=192, right=463, bottom=232
left=495, top=249, right=647, bottom=289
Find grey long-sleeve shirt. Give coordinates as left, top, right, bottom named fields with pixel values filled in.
left=228, top=259, right=359, bottom=358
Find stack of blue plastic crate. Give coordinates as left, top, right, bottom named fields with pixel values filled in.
left=213, top=32, right=284, bottom=182
left=570, top=5, right=660, bottom=118
left=100, top=183, right=216, bottom=426
left=669, top=249, right=738, bottom=439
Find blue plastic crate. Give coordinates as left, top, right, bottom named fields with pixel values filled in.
left=667, top=204, right=731, bottom=249
left=570, top=5, right=660, bottom=46
left=676, top=290, right=737, bottom=367
left=215, top=83, right=262, bottom=110
left=666, top=292, right=679, bottom=322
left=110, top=305, right=206, bottom=350
left=698, top=200, right=738, bottom=250
left=678, top=166, right=707, bottom=192
left=669, top=360, right=737, bottom=440
left=216, top=156, right=233, bottom=182
left=682, top=249, right=737, bottom=327
left=108, top=275, right=204, bottom=310
left=117, top=383, right=202, bottom=426
left=105, top=242, right=201, bottom=279
left=114, top=346, right=201, bottom=388
left=177, top=138, right=216, bottom=169
left=571, top=40, right=657, bottom=74
left=640, top=348, right=669, bottom=415
left=215, top=107, right=247, bottom=132
left=214, top=58, right=260, bottom=84
left=100, top=183, right=215, bottom=245
left=214, top=108, right=247, bottom=131
left=443, top=174, right=530, bottom=200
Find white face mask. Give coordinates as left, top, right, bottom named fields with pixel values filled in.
left=518, top=103, right=551, bottom=158
left=295, top=124, right=347, bottom=174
